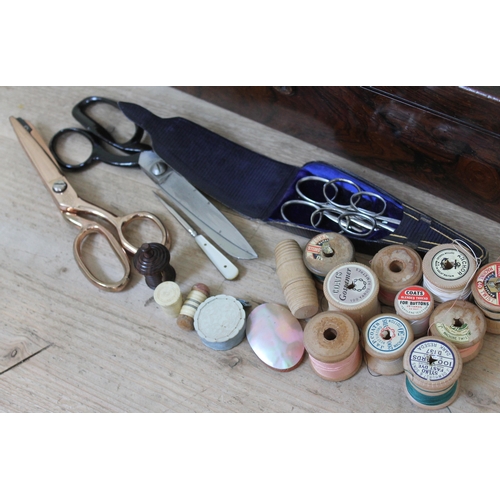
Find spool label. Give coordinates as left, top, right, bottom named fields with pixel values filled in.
left=305, top=236, right=332, bottom=261
left=430, top=248, right=470, bottom=281
left=475, top=263, right=500, bottom=307
left=325, top=264, right=375, bottom=305
left=366, top=316, right=409, bottom=353
left=396, top=287, right=432, bottom=316
left=435, top=322, right=471, bottom=343
left=409, top=340, right=456, bottom=380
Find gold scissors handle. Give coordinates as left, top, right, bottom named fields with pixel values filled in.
left=10, top=116, right=170, bottom=292
left=66, top=207, right=169, bottom=292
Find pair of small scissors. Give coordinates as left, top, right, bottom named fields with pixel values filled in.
left=10, top=116, right=169, bottom=292
left=280, top=176, right=401, bottom=237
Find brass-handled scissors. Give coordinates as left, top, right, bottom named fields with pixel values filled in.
left=10, top=116, right=170, bottom=292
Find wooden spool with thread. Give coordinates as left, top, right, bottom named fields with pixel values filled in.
left=303, top=232, right=355, bottom=289
left=362, top=313, right=414, bottom=376
left=422, top=243, right=477, bottom=303
left=275, top=239, right=319, bottom=319
left=471, top=261, right=500, bottom=335
left=323, top=262, right=381, bottom=329
left=303, top=311, right=362, bottom=382
left=370, top=244, right=423, bottom=306
left=177, top=283, right=210, bottom=331
left=403, top=337, right=463, bottom=410
left=429, top=300, right=486, bottom=363
left=394, top=285, right=434, bottom=338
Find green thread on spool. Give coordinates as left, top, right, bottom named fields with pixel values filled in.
left=405, top=377, right=458, bottom=407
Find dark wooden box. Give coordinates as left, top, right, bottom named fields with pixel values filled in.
left=176, top=86, right=500, bottom=224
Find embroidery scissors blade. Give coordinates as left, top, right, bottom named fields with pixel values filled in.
left=10, top=116, right=169, bottom=292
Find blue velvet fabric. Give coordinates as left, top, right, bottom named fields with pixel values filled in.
left=118, top=101, right=487, bottom=262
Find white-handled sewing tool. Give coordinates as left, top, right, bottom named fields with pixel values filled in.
left=154, top=191, right=239, bottom=280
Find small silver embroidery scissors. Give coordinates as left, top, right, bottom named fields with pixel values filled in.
left=280, top=176, right=401, bottom=237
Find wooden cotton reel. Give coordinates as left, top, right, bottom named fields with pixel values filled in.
left=422, top=243, right=476, bottom=303
left=303, top=232, right=355, bottom=289
left=394, top=285, right=434, bottom=338
left=429, top=300, right=486, bottom=363
left=303, top=311, right=362, bottom=382
left=362, top=313, right=414, bottom=375
left=471, top=261, right=500, bottom=335
left=323, top=262, right=381, bottom=329
left=275, top=239, right=319, bottom=319
left=403, top=337, right=463, bottom=410
left=370, top=244, right=423, bottom=306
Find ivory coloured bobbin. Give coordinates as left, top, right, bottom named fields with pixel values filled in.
left=362, top=313, right=414, bottom=375
left=177, top=283, right=210, bottom=331
left=394, top=285, right=434, bottom=338
left=275, top=239, right=319, bottom=319
left=429, top=300, right=486, bottom=363
left=323, top=262, right=381, bottom=328
left=403, top=337, right=463, bottom=410
left=303, top=232, right=355, bottom=289
left=370, top=245, right=423, bottom=306
left=303, top=311, right=362, bottom=381
left=153, top=281, right=183, bottom=318
left=471, top=261, right=500, bottom=334
left=422, top=244, right=476, bottom=302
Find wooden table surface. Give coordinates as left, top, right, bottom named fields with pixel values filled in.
left=1, top=86, right=499, bottom=413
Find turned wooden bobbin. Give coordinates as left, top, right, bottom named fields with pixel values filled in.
left=323, top=262, right=381, bottom=329
left=275, top=239, right=319, bottom=319
left=471, top=261, right=500, bottom=335
left=370, top=244, right=423, bottom=306
left=429, top=300, right=486, bottom=363
left=303, top=232, right=355, bottom=289
left=133, top=242, right=176, bottom=289
left=177, top=283, right=210, bottom=331
left=362, top=313, right=414, bottom=375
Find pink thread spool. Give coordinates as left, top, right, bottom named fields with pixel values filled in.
left=471, top=261, right=500, bottom=335
left=429, top=300, right=486, bottom=363
left=370, top=245, right=423, bottom=306
left=303, top=311, right=362, bottom=382
left=323, top=262, right=381, bottom=329
left=394, top=285, right=434, bottom=338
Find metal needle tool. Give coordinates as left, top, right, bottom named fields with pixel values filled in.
left=154, top=191, right=239, bottom=280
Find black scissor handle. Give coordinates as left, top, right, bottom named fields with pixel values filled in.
left=72, top=96, right=151, bottom=153
left=50, top=128, right=141, bottom=170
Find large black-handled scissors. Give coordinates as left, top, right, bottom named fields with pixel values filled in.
left=48, top=96, right=258, bottom=261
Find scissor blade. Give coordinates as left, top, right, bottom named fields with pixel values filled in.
left=140, top=152, right=258, bottom=260
left=10, top=116, right=77, bottom=210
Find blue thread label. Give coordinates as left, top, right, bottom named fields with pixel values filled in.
left=366, top=316, right=409, bottom=353
left=409, top=340, right=456, bottom=380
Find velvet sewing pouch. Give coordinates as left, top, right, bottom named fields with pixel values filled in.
left=118, top=101, right=487, bottom=262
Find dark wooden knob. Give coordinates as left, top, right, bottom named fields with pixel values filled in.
left=133, top=242, right=176, bottom=289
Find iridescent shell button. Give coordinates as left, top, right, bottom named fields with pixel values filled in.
left=246, top=303, right=305, bottom=371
